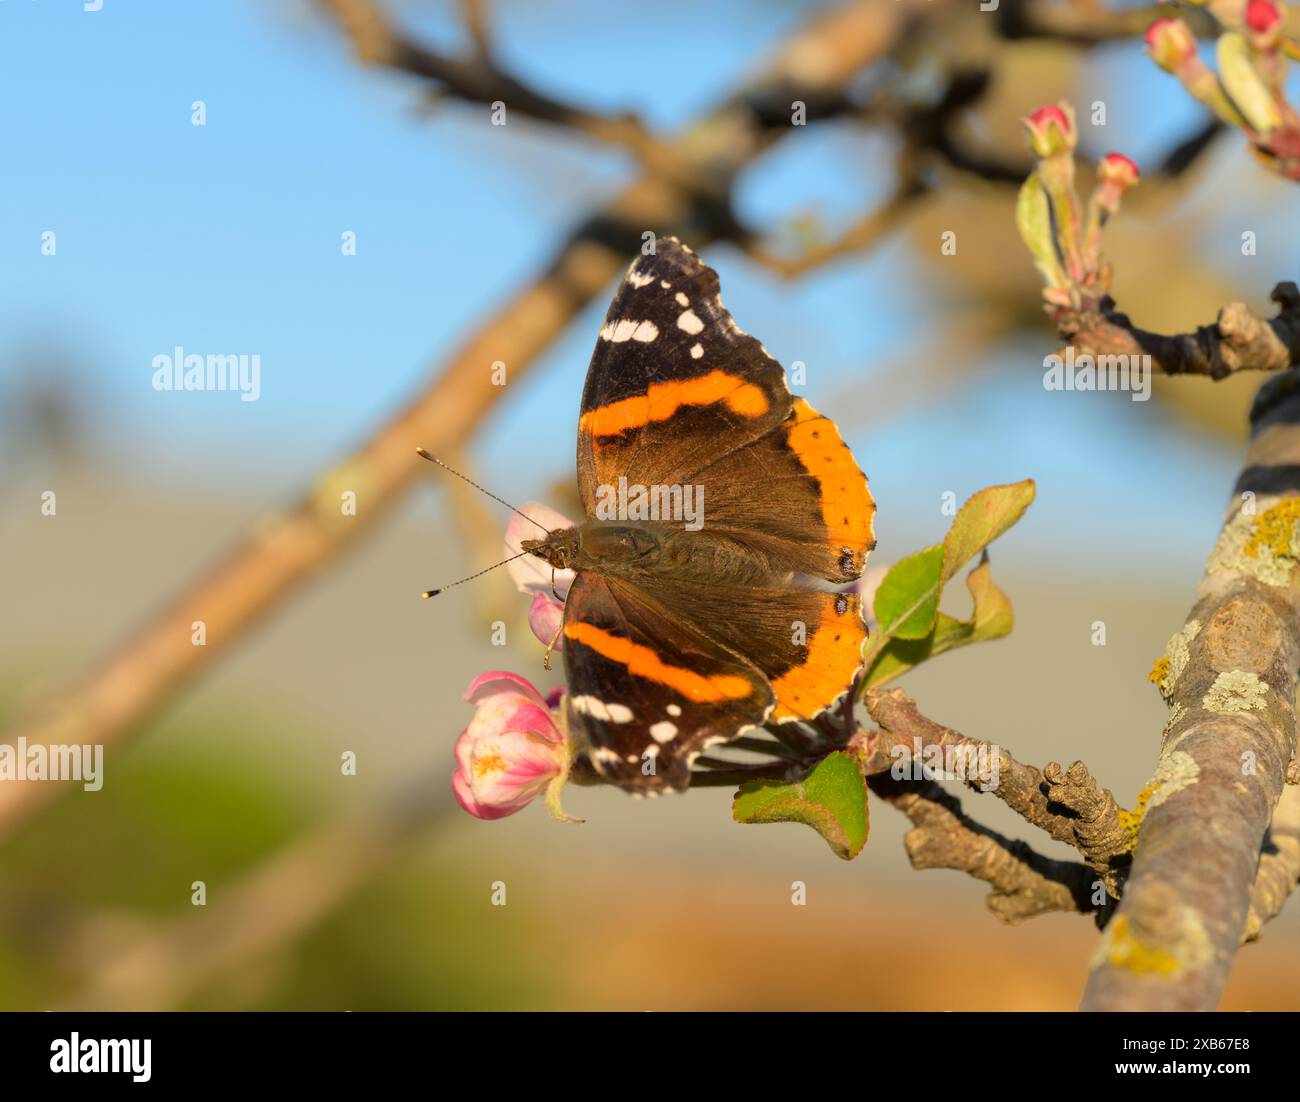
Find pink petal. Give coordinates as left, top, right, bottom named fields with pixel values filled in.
left=527, top=592, right=566, bottom=649
left=453, top=726, right=476, bottom=777
left=459, top=729, right=562, bottom=814
left=465, top=694, right=561, bottom=745
left=464, top=670, right=546, bottom=707
left=1026, top=104, right=1068, bottom=132
left=452, top=769, right=518, bottom=820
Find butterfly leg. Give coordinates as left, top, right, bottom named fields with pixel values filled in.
left=542, top=621, right=564, bottom=672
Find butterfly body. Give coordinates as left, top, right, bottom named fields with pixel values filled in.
left=539, top=239, right=876, bottom=796
left=524, top=521, right=782, bottom=586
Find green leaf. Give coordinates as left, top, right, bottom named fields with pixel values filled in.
left=864, top=555, right=1015, bottom=688
left=1015, top=174, right=1068, bottom=290
left=966, top=554, right=1014, bottom=638
left=1217, top=33, right=1283, bottom=134
left=871, top=480, right=1034, bottom=644
left=732, top=751, right=869, bottom=860
left=941, top=480, right=1036, bottom=584
left=872, top=544, right=944, bottom=640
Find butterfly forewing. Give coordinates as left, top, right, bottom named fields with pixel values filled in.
left=576, top=240, right=792, bottom=509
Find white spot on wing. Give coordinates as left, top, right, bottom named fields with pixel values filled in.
left=690, top=343, right=703, bottom=359
left=650, top=721, right=678, bottom=743
left=571, top=695, right=633, bottom=723
left=675, top=292, right=689, bottom=306
left=600, top=319, right=657, bottom=343
left=677, top=310, right=703, bottom=335
left=627, top=269, right=654, bottom=288
left=667, top=704, right=682, bottom=717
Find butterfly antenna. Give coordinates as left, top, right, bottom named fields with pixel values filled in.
left=415, top=448, right=549, bottom=535
left=422, top=550, right=531, bottom=599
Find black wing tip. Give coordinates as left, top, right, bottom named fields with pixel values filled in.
left=622, top=237, right=717, bottom=297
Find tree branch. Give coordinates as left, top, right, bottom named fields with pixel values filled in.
left=862, top=689, right=1085, bottom=848
left=1055, top=283, right=1300, bottom=380
left=742, top=177, right=929, bottom=280
left=868, top=775, right=1097, bottom=923
left=1244, top=783, right=1300, bottom=941
left=1080, top=369, right=1300, bottom=1011
left=997, top=0, right=1218, bottom=46
left=323, top=0, right=673, bottom=167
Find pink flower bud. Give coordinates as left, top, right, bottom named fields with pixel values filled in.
left=1023, top=103, right=1076, bottom=158
left=452, top=672, right=566, bottom=820
left=1145, top=18, right=1198, bottom=72
left=1246, top=0, right=1282, bottom=34
left=527, top=591, right=565, bottom=650
left=1099, top=152, right=1140, bottom=189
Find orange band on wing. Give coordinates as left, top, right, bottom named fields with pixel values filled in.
left=579, top=370, right=769, bottom=438
left=565, top=621, right=755, bottom=703
left=784, top=397, right=876, bottom=558
left=770, top=595, right=866, bottom=721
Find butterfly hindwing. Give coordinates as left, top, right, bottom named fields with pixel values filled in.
left=630, top=577, right=869, bottom=724
left=561, top=573, right=774, bottom=794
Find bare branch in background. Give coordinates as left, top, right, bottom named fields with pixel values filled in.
left=60, top=775, right=449, bottom=1011
left=743, top=177, right=929, bottom=280
left=323, top=0, right=675, bottom=170
left=997, top=0, right=1218, bottom=45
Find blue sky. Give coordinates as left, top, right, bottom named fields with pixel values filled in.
left=0, top=0, right=1283, bottom=585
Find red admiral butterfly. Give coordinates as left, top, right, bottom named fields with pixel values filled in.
left=521, top=238, right=876, bottom=795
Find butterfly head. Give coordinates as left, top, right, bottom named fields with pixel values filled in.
left=520, top=528, right=581, bottom=572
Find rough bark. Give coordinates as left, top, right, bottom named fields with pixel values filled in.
left=1081, top=373, right=1300, bottom=1010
